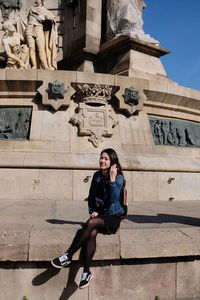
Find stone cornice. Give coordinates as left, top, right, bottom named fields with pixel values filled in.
left=99, top=35, right=170, bottom=58
left=0, top=149, right=200, bottom=172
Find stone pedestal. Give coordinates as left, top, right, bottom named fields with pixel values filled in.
left=59, top=0, right=102, bottom=71
left=97, top=35, right=170, bottom=79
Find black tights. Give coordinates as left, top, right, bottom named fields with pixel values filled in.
left=67, top=217, right=105, bottom=272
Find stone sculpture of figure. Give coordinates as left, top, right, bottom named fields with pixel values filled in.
left=25, top=0, right=57, bottom=69
left=0, top=0, right=22, bottom=20
left=106, top=0, right=159, bottom=45
left=2, top=20, right=29, bottom=69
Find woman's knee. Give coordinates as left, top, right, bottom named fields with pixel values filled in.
left=90, top=229, right=98, bottom=239
left=86, top=218, right=96, bottom=228
left=86, top=217, right=102, bottom=229
left=85, top=217, right=104, bottom=232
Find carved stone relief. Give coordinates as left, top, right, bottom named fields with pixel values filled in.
left=70, top=102, right=118, bottom=147
left=149, top=116, right=200, bottom=148
left=0, top=0, right=22, bottom=20
left=115, top=85, right=145, bottom=116
left=37, top=80, right=71, bottom=111
left=1, top=0, right=58, bottom=70
left=123, top=86, right=139, bottom=106
left=2, top=20, right=29, bottom=69
left=0, top=107, right=32, bottom=140
left=71, top=83, right=118, bottom=103
left=70, top=83, right=119, bottom=147
left=47, top=80, right=66, bottom=100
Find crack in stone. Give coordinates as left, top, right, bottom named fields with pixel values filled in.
left=177, top=229, right=193, bottom=240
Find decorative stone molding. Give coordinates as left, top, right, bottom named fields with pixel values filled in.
left=70, top=83, right=119, bottom=147
left=0, top=79, right=42, bottom=98
left=71, top=82, right=119, bottom=103
left=37, top=80, right=71, bottom=111
left=99, top=35, right=170, bottom=59
left=123, top=86, right=139, bottom=106
left=47, top=80, right=66, bottom=100
left=115, top=85, right=145, bottom=116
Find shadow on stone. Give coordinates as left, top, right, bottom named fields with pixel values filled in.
left=32, top=265, right=60, bottom=285
left=46, top=219, right=84, bottom=225
left=127, top=214, right=200, bottom=226
left=32, top=263, right=80, bottom=299
left=58, top=263, right=80, bottom=300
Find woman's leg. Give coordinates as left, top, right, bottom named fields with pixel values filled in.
left=51, top=217, right=105, bottom=269
left=67, top=217, right=105, bottom=259
left=81, top=229, right=98, bottom=273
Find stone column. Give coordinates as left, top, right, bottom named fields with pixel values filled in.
left=60, top=0, right=102, bottom=72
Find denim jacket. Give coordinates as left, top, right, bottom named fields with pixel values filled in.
left=88, top=170, right=124, bottom=216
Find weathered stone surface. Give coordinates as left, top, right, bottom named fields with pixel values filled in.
left=0, top=263, right=88, bottom=300
left=130, top=49, right=167, bottom=76
left=55, top=153, right=98, bottom=170
left=0, top=229, right=29, bottom=261
left=29, top=228, right=81, bottom=261
left=94, top=234, right=120, bottom=260
left=98, top=36, right=168, bottom=77
left=29, top=228, right=120, bottom=261
left=1, top=259, right=200, bottom=300
left=24, top=152, right=55, bottom=168
left=0, top=200, right=199, bottom=299
left=0, top=152, right=26, bottom=167
left=120, top=227, right=200, bottom=259
left=73, top=170, right=94, bottom=201
left=177, top=260, right=200, bottom=300
left=132, top=171, right=158, bottom=201
left=14, top=141, right=70, bottom=153
left=158, top=172, right=200, bottom=202
left=76, top=71, right=114, bottom=85
left=0, top=169, right=39, bottom=200
left=38, top=169, right=73, bottom=201
left=89, top=263, right=176, bottom=300
left=2, top=165, right=200, bottom=201
left=0, top=68, right=6, bottom=79
left=0, top=200, right=199, bottom=262
left=6, top=69, right=37, bottom=81
left=117, top=113, right=147, bottom=145
left=36, top=110, right=70, bottom=142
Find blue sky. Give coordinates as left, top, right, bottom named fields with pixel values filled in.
left=143, top=1, right=200, bottom=91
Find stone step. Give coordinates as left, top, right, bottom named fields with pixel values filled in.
left=0, top=200, right=200, bottom=262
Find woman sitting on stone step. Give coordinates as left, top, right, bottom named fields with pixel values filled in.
left=51, top=148, right=126, bottom=289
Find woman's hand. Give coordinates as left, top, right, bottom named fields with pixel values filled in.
left=90, top=212, right=98, bottom=218
left=110, top=164, right=117, bottom=182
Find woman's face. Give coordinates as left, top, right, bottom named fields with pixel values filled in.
left=99, top=152, right=111, bottom=171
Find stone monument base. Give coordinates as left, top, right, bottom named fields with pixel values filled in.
left=58, top=36, right=170, bottom=78
left=0, top=200, right=200, bottom=300
left=97, top=35, right=170, bottom=79
left=58, top=50, right=97, bottom=73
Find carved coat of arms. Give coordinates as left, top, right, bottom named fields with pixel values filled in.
left=70, top=83, right=118, bottom=147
